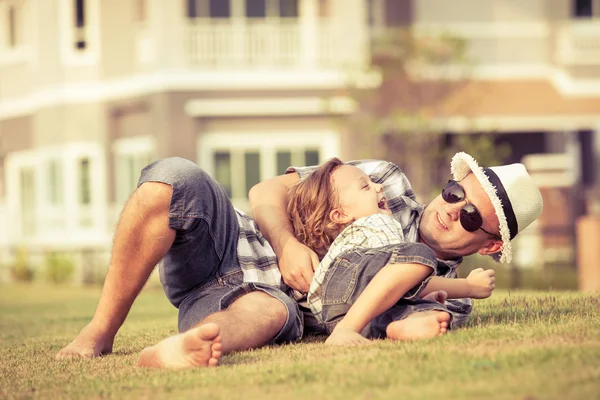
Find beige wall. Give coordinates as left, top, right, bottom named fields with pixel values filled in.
left=468, top=37, right=551, bottom=65
left=100, top=0, right=137, bottom=78
left=414, top=0, right=550, bottom=22
left=0, top=115, right=33, bottom=198
left=0, top=115, right=33, bottom=153
left=32, top=103, right=106, bottom=146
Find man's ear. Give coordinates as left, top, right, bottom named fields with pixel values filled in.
left=330, top=208, right=352, bottom=224
left=477, top=239, right=503, bottom=256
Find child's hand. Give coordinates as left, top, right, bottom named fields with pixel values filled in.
left=466, top=268, right=496, bottom=299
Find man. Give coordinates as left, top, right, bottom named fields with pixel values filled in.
left=250, top=151, right=543, bottom=336
left=56, top=152, right=542, bottom=368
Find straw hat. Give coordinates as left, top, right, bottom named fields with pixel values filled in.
left=450, top=152, right=543, bottom=263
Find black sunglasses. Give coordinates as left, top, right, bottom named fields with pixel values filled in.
left=441, top=180, right=501, bottom=240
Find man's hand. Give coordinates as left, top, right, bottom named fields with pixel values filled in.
left=466, top=268, right=496, bottom=299
left=279, top=240, right=319, bottom=293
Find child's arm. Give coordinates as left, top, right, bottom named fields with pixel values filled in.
left=419, top=268, right=496, bottom=300
left=326, top=261, right=432, bottom=345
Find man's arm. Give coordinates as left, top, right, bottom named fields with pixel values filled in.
left=249, top=173, right=319, bottom=293
left=419, top=268, right=496, bottom=299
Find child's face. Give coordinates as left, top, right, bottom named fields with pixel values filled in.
left=331, top=165, right=392, bottom=223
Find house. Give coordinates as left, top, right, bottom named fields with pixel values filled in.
left=0, top=0, right=599, bottom=279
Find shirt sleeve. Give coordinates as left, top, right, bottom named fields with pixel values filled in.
left=285, top=164, right=318, bottom=180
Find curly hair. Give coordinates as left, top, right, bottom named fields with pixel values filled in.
left=287, top=157, right=350, bottom=260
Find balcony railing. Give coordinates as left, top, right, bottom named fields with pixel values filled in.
left=185, top=19, right=347, bottom=69
left=556, top=20, right=600, bottom=66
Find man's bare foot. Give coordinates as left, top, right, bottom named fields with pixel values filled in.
left=138, top=322, right=223, bottom=369
left=422, top=290, right=448, bottom=304
left=325, top=327, right=371, bottom=346
left=55, top=323, right=114, bottom=359
left=386, top=311, right=451, bottom=341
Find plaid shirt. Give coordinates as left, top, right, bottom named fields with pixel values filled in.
left=235, top=211, right=289, bottom=292
left=307, top=214, right=409, bottom=320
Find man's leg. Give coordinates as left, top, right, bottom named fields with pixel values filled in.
left=138, top=291, right=287, bottom=369
left=56, top=182, right=175, bottom=359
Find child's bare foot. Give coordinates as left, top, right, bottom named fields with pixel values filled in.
left=325, top=327, right=371, bottom=346
left=422, top=290, right=448, bottom=304
left=55, top=323, right=114, bottom=359
left=138, top=322, right=223, bottom=369
left=386, top=311, right=450, bottom=341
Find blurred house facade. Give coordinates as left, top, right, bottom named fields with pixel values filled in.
left=0, top=0, right=599, bottom=276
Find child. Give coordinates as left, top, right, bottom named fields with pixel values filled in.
left=287, top=157, right=495, bottom=345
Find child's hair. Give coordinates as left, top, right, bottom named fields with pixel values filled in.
left=287, top=157, right=350, bottom=259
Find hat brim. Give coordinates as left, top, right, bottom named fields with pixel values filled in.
left=450, top=152, right=512, bottom=263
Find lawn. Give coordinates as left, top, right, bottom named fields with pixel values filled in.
left=1, top=284, right=599, bottom=400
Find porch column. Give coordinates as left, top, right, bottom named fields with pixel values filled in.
left=151, top=0, right=186, bottom=69
left=300, top=0, right=317, bottom=68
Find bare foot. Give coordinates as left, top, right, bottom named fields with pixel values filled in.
left=422, top=290, right=448, bottom=304
left=386, top=311, right=451, bottom=341
left=325, top=327, right=371, bottom=346
left=138, top=322, right=223, bottom=369
left=55, top=323, right=114, bottom=360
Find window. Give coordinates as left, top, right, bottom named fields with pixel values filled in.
left=74, top=0, right=86, bottom=50
left=0, top=0, right=24, bottom=54
left=211, top=147, right=321, bottom=204
left=278, top=0, right=298, bottom=18
left=214, top=152, right=232, bottom=196
left=48, top=160, right=64, bottom=205
left=276, top=149, right=319, bottom=174
left=245, top=0, right=298, bottom=18
left=276, top=151, right=292, bottom=175
left=246, top=0, right=266, bottom=18
left=79, top=157, right=91, bottom=205
left=368, top=0, right=412, bottom=28
left=60, top=0, right=99, bottom=65
left=244, top=151, right=261, bottom=193
left=6, top=144, right=106, bottom=244
left=19, top=167, right=36, bottom=236
left=211, top=150, right=262, bottom=199
left=112, top=137, right=155, bottom=205
left=199, top=131, right=338, bottom=211
left=8, top=4, right=17, bottom=47
left=187, top=0, right=231, bottom=18
left=573, top=0, right=593, bottom=17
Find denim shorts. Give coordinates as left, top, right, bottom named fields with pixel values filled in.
left=137, top=157, right=302, bottom=343
left=318, top=242, right=456, bottom=338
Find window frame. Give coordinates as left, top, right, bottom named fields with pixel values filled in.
left=0, top=0, right=29, bottom=66
left=111, top=136, right=156, bottom=206
left=4, top=143, right=107, bottom=245
left=59, top=0, right=100, bottom=66
left=197, top=130, right=339, bottom=211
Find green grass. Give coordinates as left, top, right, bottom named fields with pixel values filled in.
left=1, top=284, right=599, bottom=400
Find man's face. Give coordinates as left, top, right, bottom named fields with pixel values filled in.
left=419, top=172, right=502, bottom=259
left=331, top=165, right=392, bottom=221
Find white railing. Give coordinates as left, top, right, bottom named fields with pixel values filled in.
left=556, top=20, right=600, bottom=66
left=186, top=19, right=343, bottom=69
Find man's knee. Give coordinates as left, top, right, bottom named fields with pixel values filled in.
left=132, top=181, right=173, bottom=215
left=230, top=291, right=287, bottom=327
left=141, top=157, right=211, bottom=188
